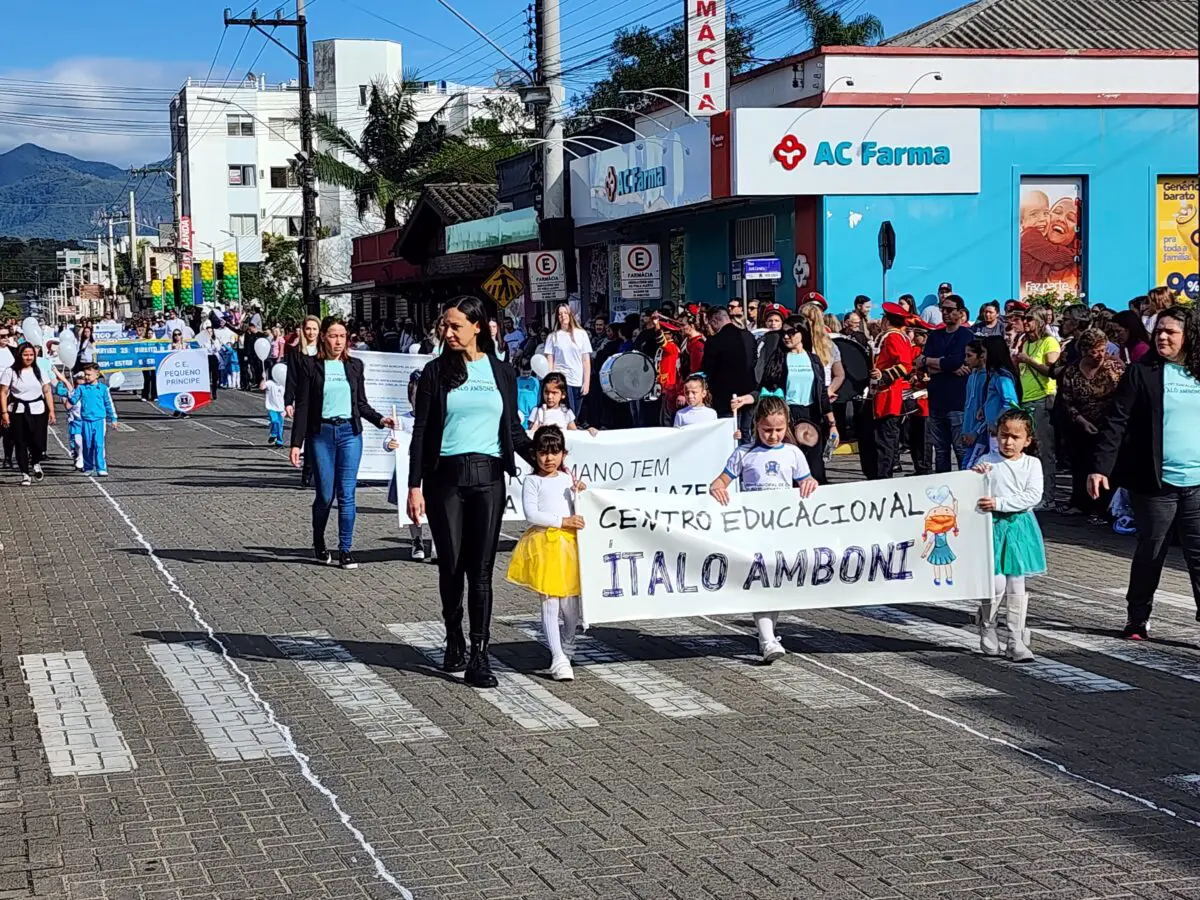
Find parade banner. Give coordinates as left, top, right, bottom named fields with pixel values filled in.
left=353, top=351, right=436, bottom=481
left=94, top=339, right=174, bottom=373
left=155, top=349, right=212, bottom=415
left=577, top=471, right=993, bottom=624
left=392, top=418, right=739, bottom=522
left=93, top=321, right=124, bottom=340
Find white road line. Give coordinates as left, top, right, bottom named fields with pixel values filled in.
left=247, top=417, right=269, bottom=425
left=216, top=419, right=247, bottom=428
left=47, top=424, right=413, bottom=899
left=633, top=618, right=877, bottom=709
left=19, top=652, right=136, bottom=776
left=700, top=615, right=1200, bottom=832
left=110, top=422, right=135, bottom=432
left=145, top=643, right=291, bottom=761
left=1038, top=573, right=1197, bottom=616
left=270, top=632, right=446, bottom=743
left=778, top=616, right=1005, bottom=700
left=502, top=618, right=733, bottom=718
left=144, top=422, right=171, bottom=432
left=385, top=622, right=598, bottom=731
left=1034, top=623, right=1200, bottom=686
left=849, top=606, right=1135, bottom=693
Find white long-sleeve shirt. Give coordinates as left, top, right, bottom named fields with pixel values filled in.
left=521, top=471, right=576, bottom=527
left=980, top=451, right=1043, bottom=512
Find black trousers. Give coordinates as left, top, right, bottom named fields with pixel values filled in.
left=874, top=415, right=903, bottom=480
left=1127, top=486, right=1200, bottom=626
left=8, top=409, right=47, bottom=474
left=1, top=422, right=12, bottom=463
left=853, top=400, right=877, bottom=480
left=426, top=472, right=507, bottom=643
left=905, top=414, right=930, bottom=476
left=208, top=356, right=220, bottom=397
left=141, top=370, right=158, bottom=401
left=1068, top=424, right=1106, bottom=516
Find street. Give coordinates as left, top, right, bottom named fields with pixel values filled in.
left=3, top=389, right=1200, bottom=900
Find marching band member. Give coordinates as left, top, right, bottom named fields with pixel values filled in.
left=871, top=302, right=919, bottom=480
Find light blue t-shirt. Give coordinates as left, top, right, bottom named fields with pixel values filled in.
left=784, top=352, right=816, bottom=407
left=1162, top=363, right=1200, bottom=487
left=321, top=360, right=352, bottom=419
left=441, top=357, right=503, bottom=457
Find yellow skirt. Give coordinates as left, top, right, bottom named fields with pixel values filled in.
left=506, top=526, right=581, bottom=597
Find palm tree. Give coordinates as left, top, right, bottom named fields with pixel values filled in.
left=791, top=0, right=884, bottom=46
left=312, top=79, right=461, bottom=229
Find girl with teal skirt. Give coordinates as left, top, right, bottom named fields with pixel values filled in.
left=972, top=407, right=1047, bottom=662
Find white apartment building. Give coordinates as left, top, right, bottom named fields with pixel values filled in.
left=170, top=75, right=307, bottom=271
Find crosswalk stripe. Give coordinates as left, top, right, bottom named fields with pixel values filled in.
left=247, top=417, right=269, bottom=425
left=1034, top=622, right=1200, bottom=686
left=269, top=632, right=446, bottom=743
left=503, top=618, right=733, bottom=718
left=144, top=643, right=291, bottom=761
left=145, top=422, right=171, bottom=432
left=778, top=616, right=1005, bottom=700
left=1164, top=774, right=1200, bottom=797
left=385, top=623, right=599, bottom=731
left=216, top=419, right=247, bottom=428
left=19, top=652, right=136, bottom=776
left=632, top=618, right=876, bottom=709
left=849, top=606, right=1135, bottom=693
left=111, top=422, right=135, bottom=432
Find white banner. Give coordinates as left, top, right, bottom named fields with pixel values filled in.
left=393, top=418, right=738, bottom=523
left=577, top=471, right=994, bottom=624
left=352, top=350, right=435, bottom=481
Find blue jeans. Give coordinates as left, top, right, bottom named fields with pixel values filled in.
left=309, top=421, right=363, bottom=553
left=566, top=385, right=583, bottom=417
left=926, top=410, right=965, bottom=473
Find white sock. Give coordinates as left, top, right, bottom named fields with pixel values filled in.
left=561, top=595, right=581, bottom=641
left=541, top=596, right=565, bottom=660
left=755, top=612, right=778, bottom=646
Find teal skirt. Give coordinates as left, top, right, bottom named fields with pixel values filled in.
left=993, top=510, right=1046, bottom=576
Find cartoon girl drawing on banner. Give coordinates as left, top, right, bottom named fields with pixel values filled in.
left=920, top=486, right=959, bottom=587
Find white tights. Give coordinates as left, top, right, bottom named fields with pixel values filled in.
left=541, top=595, right=582, bottom=660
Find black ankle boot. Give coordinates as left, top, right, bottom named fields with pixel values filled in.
left=442, top=633, right=467, bottom=673
left=464, top=638, right=498, bottom=689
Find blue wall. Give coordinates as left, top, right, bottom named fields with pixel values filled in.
left=821, top=107, right=1199, bottom=314
left=683, top=200, right=794, bottom=306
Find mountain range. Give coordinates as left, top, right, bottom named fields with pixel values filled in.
left=0, top=143, right=172, bottom=241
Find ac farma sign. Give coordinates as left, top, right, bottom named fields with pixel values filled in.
left=687, top=0, right=726, bottom=116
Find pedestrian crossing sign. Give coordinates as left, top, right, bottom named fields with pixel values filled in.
left=482, top=264, right=524, bottom=308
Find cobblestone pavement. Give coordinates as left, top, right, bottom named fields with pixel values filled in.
left=3, top=390, right=1200, bottom=900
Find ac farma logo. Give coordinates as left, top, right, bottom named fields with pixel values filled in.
left=773, top=136, right=952, bottom=169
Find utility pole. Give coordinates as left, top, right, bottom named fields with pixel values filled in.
left=128, top=191, right=141, bottom=306
left=225, top=2, right=320, bottom=315
left=173, top=151, right=184, bottom=286
left=107, top=217, right=117, bottom=313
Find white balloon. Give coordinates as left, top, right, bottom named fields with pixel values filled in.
left=21, top=317, right=43, bottom=347
left=271, top=363, right=287, bottom=384
left=254, top=336, right=271, bottom=361
left=57, top=334, right=78, bottom=369
left=530, top=353, right=550, bottom=379
left=407, top=344, right=423, bottom=355
left=107, top=371, right=126, bottom=391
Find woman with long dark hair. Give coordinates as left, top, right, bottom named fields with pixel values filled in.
left=1110, top=310, right=1152, bottom=364
left=286, top=315, right=322, bottom=488
left=1091, top=307, right=1200, bottom=639
left=0, top=343, right=56, bottom=485
left=290, top=316, right=395, bottom=569
left=543, top=303, right=592, bottom=416
left=74, top=325, right=95, bottom=375
left=407, top=296, right=536, bottom=688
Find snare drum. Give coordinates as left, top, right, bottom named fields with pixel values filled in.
left=600, top=351, right=656, bottom=402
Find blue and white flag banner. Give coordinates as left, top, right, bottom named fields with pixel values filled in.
left=155, top=349, right=211, bottom=414
left=577, top=470, right=994, bottom=624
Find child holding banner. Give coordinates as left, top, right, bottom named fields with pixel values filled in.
left=709, top=396, right=818, bottom=664
left=506, top=425, right=586, bottom=682
left=973, top=407, right=1047, bottom=663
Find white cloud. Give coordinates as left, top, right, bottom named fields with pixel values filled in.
left=0, top=57, right=203, bottom=165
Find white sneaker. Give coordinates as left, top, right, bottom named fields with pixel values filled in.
left=32, top=464, right=44, bottom=482
left=979, top=624, right=1001, bottom=656
left=21, top=474, right=32, bottom=486
left=760, top=639, right=786, bottom=664
left=74, top=458, right=83, bottom=470
left=97, top=470, right=109, bottom=477
left=549, top=655, right=574, bottom=681
left=410, top=539, right=425, bottom=561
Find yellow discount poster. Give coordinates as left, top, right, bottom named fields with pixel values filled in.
left=1156, top=175, right=1199, bottom=300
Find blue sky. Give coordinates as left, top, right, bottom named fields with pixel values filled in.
left=0, top=0, right=961, bottom=164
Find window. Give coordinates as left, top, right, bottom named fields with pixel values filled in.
left=227, top=164, right=256, bottom=187
left=733, top=215, right=776, bottom=258
left=269, top=166, right=299, bottom=189
left=228, top=214, right=258, bottom=236
left=226, top=114, right=254, bottom=137
left=359, top=84, right=369, bottom=106
left=272, top=216, right=303, bottom=238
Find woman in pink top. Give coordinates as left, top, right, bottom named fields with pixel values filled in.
left=1110, top=311, right=1151, bottom=364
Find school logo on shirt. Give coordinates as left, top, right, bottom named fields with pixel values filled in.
left=765, top=461, right=780, bottom=477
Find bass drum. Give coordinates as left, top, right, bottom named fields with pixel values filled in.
left=832, top=335, right=871, bottom=403
left=600, top=351, right=656, bottom=402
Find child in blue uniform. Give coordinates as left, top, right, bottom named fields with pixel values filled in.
left=70, top=364, right=118, bottom=476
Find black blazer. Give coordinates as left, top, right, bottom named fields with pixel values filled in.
left=289, top=355, right=386, bottom=447
left=702, top=324, right=759, bottom=416
left=408, top=354, right=535, bottom=489
left=1092, top=357, right=1165, bottom=494
left=762, top=349, right=832, bottom=422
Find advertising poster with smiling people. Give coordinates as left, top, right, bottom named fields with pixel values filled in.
left=1018, top=176, right=1083, bottom=299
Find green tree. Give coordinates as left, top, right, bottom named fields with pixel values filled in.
left=1, top=299, right=23, bottom=321
left=312, top=78, right=481, bottom=229
left=573, top=18, right=755, bottom=118
left=242, top=233, right=306, bottom=323
left=425, top=96, right=533, bottom=184
left=790, top=0, right=884, bottom=46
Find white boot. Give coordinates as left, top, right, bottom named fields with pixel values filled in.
left=1005, top=584, right=1034, bottom=663
left=979, top=601, right=1001, bottom=657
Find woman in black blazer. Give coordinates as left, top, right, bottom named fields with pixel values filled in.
left=285, top=315, right=321, bottom=487
left=408, top=296, right=536, bottom=688
left=1090, top=306, right=1200, bottom=638
left=289, top=317, right=394, bottom=569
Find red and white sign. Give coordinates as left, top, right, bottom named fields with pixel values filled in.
left=179, top=216, right=193, bottom=252
left=687, top=0, right=727, bottom=117
left=619, top=243, right=661, bottom=300
left=526, top=250, right=567, bottom=303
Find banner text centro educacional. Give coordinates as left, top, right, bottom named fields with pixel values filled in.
left=577, top=471, right=994, bottom=624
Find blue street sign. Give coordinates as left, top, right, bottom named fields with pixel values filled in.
left=743, top=258, right=782, bottom=281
